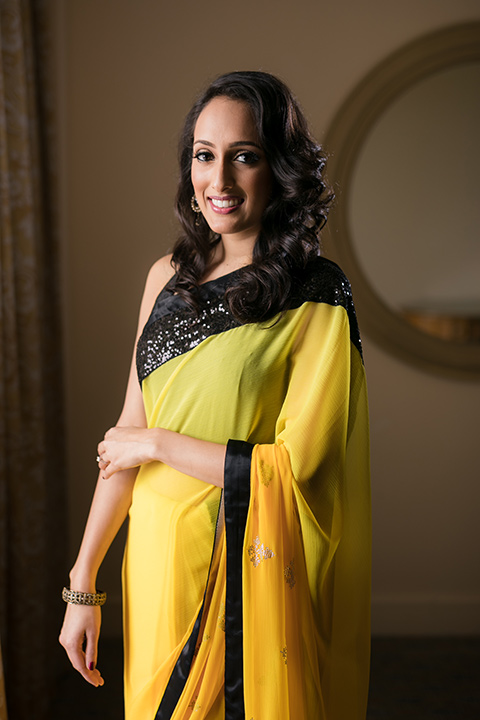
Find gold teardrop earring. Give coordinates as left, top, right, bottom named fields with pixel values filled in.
left=191, top=195, right=202, bottom=226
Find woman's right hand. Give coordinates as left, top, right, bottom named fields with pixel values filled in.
left=59, top=603, right=104, bottom=687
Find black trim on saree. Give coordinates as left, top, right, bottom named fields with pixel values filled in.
left=155, top=494, right=224, bottom=719
left=290, top=257, right=363, bottom=359
left=137, top=273, right=242, bottom=384
left=224, top=439, right=253, bottom=720
left=136, top=257, right=363, bottom=385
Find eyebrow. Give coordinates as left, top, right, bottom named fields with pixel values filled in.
left=193, top=139, right=262, bottom=149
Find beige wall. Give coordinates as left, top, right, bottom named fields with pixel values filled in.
left=55, top=0, right=480, bottom=636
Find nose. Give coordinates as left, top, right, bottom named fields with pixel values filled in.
left=212, top=158, right=233, bottom=191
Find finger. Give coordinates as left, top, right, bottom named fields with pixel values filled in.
left=71, top=649, right=104, bottom=687
left=62, top=636, right=103, bottom=687
left=97, top=460, right=108, bottom=475
left=84, top=627, right=98, bottom=671
left=85, top=632, right=104, bottom=687
left=102, top=462, right=117, bottom=479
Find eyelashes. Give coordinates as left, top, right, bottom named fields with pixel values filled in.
left=192, top=150, right=214, bottom=163
left=192, top=150, right=260, bottom=165
left=235, top=151, right=260, bottom=165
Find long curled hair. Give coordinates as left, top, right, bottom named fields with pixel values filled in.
left=172, top=70, right=333, bottom=323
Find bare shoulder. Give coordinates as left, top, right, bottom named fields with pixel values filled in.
left=146, top=254, right=176, bottom=293
left=136, top=254, right=176, bottom=332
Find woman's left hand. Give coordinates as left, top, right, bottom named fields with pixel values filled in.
left=97, top=427, right=159, bottom=478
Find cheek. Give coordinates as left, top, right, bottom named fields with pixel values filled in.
left=191, top=165, right=208, bottom=200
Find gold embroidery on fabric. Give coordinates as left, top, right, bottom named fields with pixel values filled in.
left=193, top=631, right=211, bottom=659
left=218, top=602, right=226, bottom=632
left=247, top=536, right=275, bottom=567
left=259, top=459, right=274, bottom=487
left=280, top=645, right=288, bottom=665
left=187, top=696, right=198, bottom=709
left=284, top=559, right=296, bottom=588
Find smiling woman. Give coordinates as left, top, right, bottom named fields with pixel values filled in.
left=59, top=71, right=371, bottom=720
left=172, top=71, right=334, bottom=324
left=191, top=97, right=273, bottom=255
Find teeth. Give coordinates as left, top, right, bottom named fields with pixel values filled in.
left=211, top=198, right=241, bottom=208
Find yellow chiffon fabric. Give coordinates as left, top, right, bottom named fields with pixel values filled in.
left=123, top=287, right=371, bottom=719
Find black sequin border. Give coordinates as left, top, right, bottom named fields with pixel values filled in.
left=136, top=257, right=362, bottom=384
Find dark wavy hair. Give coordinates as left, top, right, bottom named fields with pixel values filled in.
left=171, top=70, right=333, bottom=323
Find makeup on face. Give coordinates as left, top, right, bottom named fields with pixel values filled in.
left=191, top=97, right=272, bottom=246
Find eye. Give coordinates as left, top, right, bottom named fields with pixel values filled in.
left=192, top=150, right=214, bottom=163
left=234, top=151, right=260, bottom=165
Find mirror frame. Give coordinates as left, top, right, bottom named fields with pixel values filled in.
left=323, top=22, right=480, bottom=379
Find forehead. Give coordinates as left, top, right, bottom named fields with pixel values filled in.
left=193, top=97, right=259, bottom=143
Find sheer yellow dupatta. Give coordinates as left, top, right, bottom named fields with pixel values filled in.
left=235, top=303, right=371, bottom=720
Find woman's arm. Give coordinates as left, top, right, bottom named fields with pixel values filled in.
left=59, top=256, right=175, bottom=686
left=59, top=467, right=138, bottom=686
left=97, top=426, right=227, bottom=488
left=96, top=253, right=230, bottom=487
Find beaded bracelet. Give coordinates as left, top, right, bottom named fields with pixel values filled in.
left=62, top=586, right=107, bottom=606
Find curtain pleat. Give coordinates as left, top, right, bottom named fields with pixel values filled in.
left=0, top=1, right=66, bottom=718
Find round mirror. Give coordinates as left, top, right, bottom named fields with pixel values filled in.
left=324, top=23, right=480, bottom=378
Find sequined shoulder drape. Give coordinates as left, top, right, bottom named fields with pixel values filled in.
left=0, top=2, right=66, bottom=718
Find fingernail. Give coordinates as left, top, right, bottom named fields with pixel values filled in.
left=89, top=662, right=95, bottom=671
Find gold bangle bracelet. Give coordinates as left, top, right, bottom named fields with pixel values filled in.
left=62, top=586, right=107, bottom=606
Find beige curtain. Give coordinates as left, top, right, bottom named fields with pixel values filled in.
left=0, top=1, right=66, bottom=718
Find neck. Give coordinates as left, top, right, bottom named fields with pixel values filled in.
left=213, top=234, right=255, bottom=268
left=202, top=237, right=254, bottom=283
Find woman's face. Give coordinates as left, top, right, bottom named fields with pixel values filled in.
left=191, top=97, right=273, bottom=247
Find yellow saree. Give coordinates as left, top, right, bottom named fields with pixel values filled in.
left=123, top=257, right=371, bottom=719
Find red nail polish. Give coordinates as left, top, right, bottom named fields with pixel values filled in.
left=89, top=662, right=95, bottom=671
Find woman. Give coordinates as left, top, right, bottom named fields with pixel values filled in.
left=60, top=71, right=371, bottom=720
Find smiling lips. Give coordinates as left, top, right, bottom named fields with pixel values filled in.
left=209, top=196, right=244, bottom=213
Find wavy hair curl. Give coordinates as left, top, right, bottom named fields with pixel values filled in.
left=172, top=70, right=333, bottom=322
